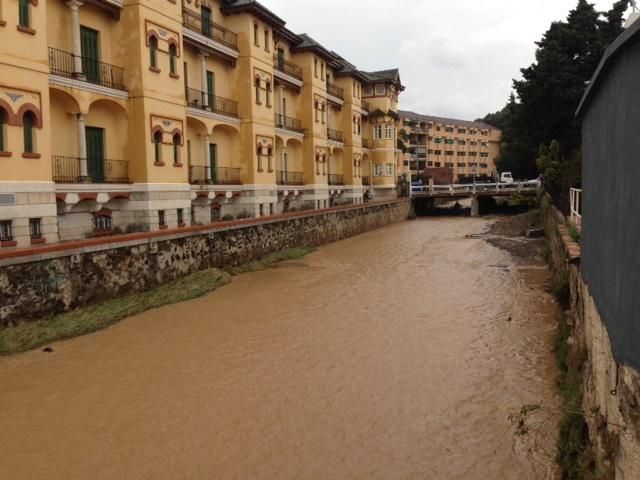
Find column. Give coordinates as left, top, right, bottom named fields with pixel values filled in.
left=77, top=113, right=88, bottom=181
left=199, top=52, right=209, bottom=108
left=204, top=134, right=211, bottom=183
left=67, top=1, right=84, bottom=78
left=278, top=85, right=285, bottom=126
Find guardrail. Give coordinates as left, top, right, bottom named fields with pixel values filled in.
left=570, top=188, right=582, bottom=227
left=185, top=87, right=239, bottom=118
left=182, top=8, right=238, bottom=51
left=410, top=180, right=540, bottom=197
left=48, top=47, right=126, bottom=91
left=273, top=54, right=303, bottom=80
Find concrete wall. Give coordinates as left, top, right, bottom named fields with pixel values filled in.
left=0, top=200, right=410, bottom=325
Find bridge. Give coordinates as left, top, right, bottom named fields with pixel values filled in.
left=410, top=180, right=540, bottom=216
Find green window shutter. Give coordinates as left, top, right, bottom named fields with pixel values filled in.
left=149, top=36, right=158, bottom=68
left=19, top=0, right=29, bottom=27
left=23, top=113, right=34, bottom=153
left=169, top=45, right=177, bottom=75
left=201, top=7, right=212, bottom=37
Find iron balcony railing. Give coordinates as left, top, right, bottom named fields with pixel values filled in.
left=52, top=156, right=130, bottom=183
left=48, top=47, right=126, bottom=91
left=361, top=100, right=370, bottom=111
left=186, top=87, right=239, bottom=118
left=274, top=113, right=303, bottom=132
left=189, top=166, right=241, bottom=185
left=276, top=171, right=304, bottom=185
left=328, top=174, right=344, bottom=186
left=273, top=54, right=303, bottom=80
left=182, top=8, right=238, bottom=51
left=362, top=176, right=371, bottom=186
left=326, top=81, right=344, bottom=100
left=327, top=128, right=343, bottom=142
left=362, top=138, right=370, bottom=148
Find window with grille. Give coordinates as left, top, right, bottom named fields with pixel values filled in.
left=158, top=210, right=166, bottom=227
left=211, top=206, right=220, bottom=222
left=93, top=215, right=112, bottom=232
left=0, top=220, right=12, bottom=242
left=29, top=218, right=42, bottom=239
left=177, top=208, right=184, bottom=225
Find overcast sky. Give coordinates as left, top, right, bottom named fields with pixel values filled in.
left=261, top=0, right=630, bottom=120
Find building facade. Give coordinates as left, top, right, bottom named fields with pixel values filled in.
left=0, top=0, right=404, bottom=249
left=398, top=111, right=501, bottom=184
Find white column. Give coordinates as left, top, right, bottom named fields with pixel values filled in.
left=200, top=52, right=209, bottom=108
left=77, top=113, right=88, bottom=180
left=67, top=0, right=84, bottom=78
left=204, top=134, right=211, bottom=183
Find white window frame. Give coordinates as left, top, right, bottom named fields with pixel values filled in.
left=386, top=163, right=394, bottom=176
left=374, top=124, right=382, bottom=139
left=374, top=164, right=383, bottom=177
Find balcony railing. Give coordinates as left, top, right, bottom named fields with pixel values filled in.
left=326, top=81, right=344, bottom=100
left=182, top=8, right=238, bottom=51
left=361, top=100, right=370, bottom=111
left=186, top=87, right=239, bottom=118
left=276, top=171, right=304, bottom=185
left=327, top=128, right=343, bottom=142
left=274, top=113, right=303, bottom=132
left=52, top=156, right=130, bottom=183
left=48, top=47, right=126, bottom=91
left=362, top=138, right=370, bottom=148
left=189, top=166, right=241, bottom=185
left=328, top=174, right=345, bottom=186
left=273, top=54, right=303, bottom=80
left=362, top=176, right=371, bottom=186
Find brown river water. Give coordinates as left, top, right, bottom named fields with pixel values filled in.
left=0, top=217, right=559, bottom=480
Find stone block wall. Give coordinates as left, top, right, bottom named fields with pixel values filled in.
left=0, top=200, right=410, bottom=325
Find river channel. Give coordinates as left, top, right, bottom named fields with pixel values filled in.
left=0, top=217, right=559, bottom=479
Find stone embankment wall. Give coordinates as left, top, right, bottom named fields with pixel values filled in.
left=542, top=199, right=640, bottom=479
left=0, top=200, right=410, bottom=326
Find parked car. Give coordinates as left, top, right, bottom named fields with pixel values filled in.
left=499, top=172, right=514, bottom=184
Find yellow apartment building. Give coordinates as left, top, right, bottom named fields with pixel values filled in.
left=0, top=0, right=404, bottom=248
left=399, top=111, right=501, bottom=184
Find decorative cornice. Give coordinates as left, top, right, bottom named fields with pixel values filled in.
left=186, top=107, right=241, bottom=125
left=48, top=75, right=128, bottom=100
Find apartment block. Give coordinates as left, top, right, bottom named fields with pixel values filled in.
left=399, top=111, right=501, bottom=184
left=0, top=0, right=404, bottom=249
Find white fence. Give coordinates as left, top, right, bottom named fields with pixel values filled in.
left=570, top=188, right=582, bottom=227
left=410, top=180, right=540, bottom=197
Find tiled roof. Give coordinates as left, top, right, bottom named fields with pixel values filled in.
left=398, top=110, right=496, bottom=130
left=222, top=0, right=286, bottom=26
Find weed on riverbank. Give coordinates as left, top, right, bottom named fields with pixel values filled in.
left=0, top=247, right=315, bottom=355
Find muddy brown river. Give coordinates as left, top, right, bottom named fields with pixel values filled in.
left=0, top=217, right=559, bottom=480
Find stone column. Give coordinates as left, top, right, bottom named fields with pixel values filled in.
left=77, top=113, right=89, bottom=181
left=200, top=52, right=209, bottom=108
left=67, top=0, right=84, bottom=78
left=204, top=134, right=212, bottom=183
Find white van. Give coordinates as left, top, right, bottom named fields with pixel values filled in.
left=500, top=172, right=514, bottom=184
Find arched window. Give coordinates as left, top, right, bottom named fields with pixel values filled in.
left=153, top=130, right=163, bottom=163
left=172, top=133, right=180, bottom=165
left=265, top=82, right=271, bottom=107
left=169, top=44, right=177, bottom=75
left=0, top=108, right=6, bottom=152
left=23, top=111, right=35, bottom=153
left=149, top=36, right=158, bottom=69
left=19, top=0, right=30, bottom=27
left=255, top=78, right=261, bottom=104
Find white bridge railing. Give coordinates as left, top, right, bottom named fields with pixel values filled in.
left=410, top=180, right=540, bottom=197
left=570, top=188, right=582, bottom=228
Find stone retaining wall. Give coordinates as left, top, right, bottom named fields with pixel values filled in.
left=0, top=200, right=410, bottom=325
left=542, top=198, right=640, bottom=479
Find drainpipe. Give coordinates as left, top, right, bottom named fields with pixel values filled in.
left=67, top=0, right=84, bottom=79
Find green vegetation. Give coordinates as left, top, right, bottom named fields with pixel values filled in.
left=0, top=247, right=316, bottom=355
left=569, top=224, right=581, bottom=243
left=226, top=246, right=315, bottom=275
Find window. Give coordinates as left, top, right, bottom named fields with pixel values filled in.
left=264, top=29, right=270, bottom=51
left=149, top=35, right=158, bottom=69
left=210, top=206, right=221, bottom=222
left=172, top=134, right=180, bottom=165
left=445, top=151, right=454, bottom=156
left=457, top=163, right=466, bottom=168
left=445, top=162, right=454, bottom=168
left=253, top=23, right=259, bottom=45
left=374, top=124, right=382, bottom=139
left=314, top=59, right=318, bottom=78
left=23, top=111, right=35, bottom=153
left=201, top=6, right=212, bottom=37
left=434, top=162, right=441, bottom=167
left=265, top=82, right=271, bottom=107
left=434, top=150, right=442, bottom=155
left=29, top=218, right=42, bottom=239
left=0, top=220, right=12, bottom=242
left=169, top=44, right=178, bottom=76
left=153, top=130, right=162, bottom=163
left=255, top=78, right=261, bottom=104
left=0, top=108, right=6, bottom=152
left=374, top=163, right=383, bottom=176
left=93, top=214, right=112, bottom=232
left=458, top=140, right=466, bottom=145
left=386, top=163, right=394, bottom=176
left=375, top=84, right=385, bottom=95
left=364, top=85, right=373, bottom=96
left=320, top=62, right=324, bottom=79
left=19, top=0, right=29, bottom=27
left=384, top=125, right=393, bottom=139
left=158, top=210, right=166, bottom=227
left=177, top=208, right=184, bottom=226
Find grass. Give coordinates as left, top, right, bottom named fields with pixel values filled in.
left=0, top=246, right=315, bottom=355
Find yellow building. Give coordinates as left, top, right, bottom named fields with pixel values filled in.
left=399, top=111, right=501, bottom=184
left=0, top=0, right=404, bottom=248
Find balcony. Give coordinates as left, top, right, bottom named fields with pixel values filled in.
left=274, top=113, right=303, bottom=133
left=273, top=55, right=303, bottom=81
left=276, top=171, right=304, bottom=185
left=327, top=128, right=343, bottom=143
left=52, top=156, right=130, bottom=184
left=326, top=81, right=344, bottom=100
left=189, top=166, right=241, bottom=185
left=182, top=8, right=238, bottom=51
left=361, top=100, right=370, bottom=112
left=48, top=47, right=126, bottom=91
left=362, top=138, right=370, bottom=149
left=186, top=87, right=239, bottom=118
left=328, top=174, right=345, bottom=186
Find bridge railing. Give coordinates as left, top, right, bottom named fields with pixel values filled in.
left=410, top=180, right=540, bottom=197
left=570, top=188, right=582, bottom=228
